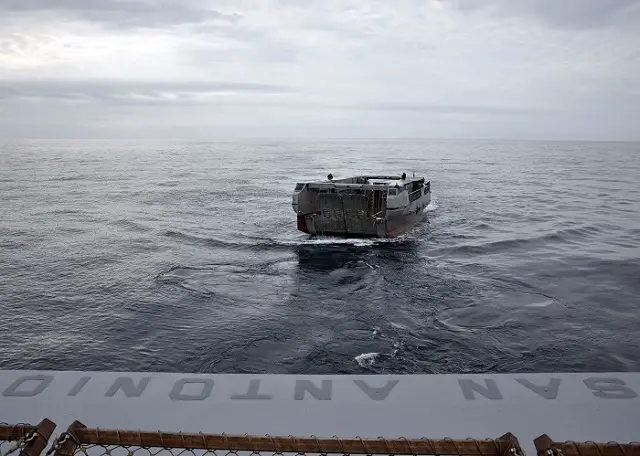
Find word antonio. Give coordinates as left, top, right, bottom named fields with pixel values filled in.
left=2, top=374, right=639, bottom=401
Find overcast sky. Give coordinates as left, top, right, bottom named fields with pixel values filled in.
left=1, top=0, right=639, bottom=140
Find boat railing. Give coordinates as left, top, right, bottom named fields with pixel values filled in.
left=533, top=434, right=640, bottom=456
left=409, top=188, right=422, bottom=203
left=28, top=419, right=526, bottom=456
left=2, top=418, right=639, bottom=456
left=0, top=419, right=56, bottom=456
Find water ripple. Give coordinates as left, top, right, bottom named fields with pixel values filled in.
left=1, top=139, right=639, bottom=374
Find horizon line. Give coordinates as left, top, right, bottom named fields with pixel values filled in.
left=2, top=137, right=640, bottom=143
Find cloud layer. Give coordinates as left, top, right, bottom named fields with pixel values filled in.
left=0, top=0, right=239, bottom=29
left=1, top=0, right=639, bottom=139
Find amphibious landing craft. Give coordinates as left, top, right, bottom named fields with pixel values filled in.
left=292, top=173, right=431, bottom=237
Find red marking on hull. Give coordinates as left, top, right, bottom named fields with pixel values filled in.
left=297, top=214, right=309, bottom=233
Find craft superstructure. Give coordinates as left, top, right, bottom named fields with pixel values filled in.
left=292, top=173, right=431, bottom=237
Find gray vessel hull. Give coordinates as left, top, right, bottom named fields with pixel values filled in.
left=292, top=174, right=431, bottom=238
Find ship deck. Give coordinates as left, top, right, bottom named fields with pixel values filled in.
left=1, top=369, right=639, bottom=456
left=301, top=175, right=427, bottom=191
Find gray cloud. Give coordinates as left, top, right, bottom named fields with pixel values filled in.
left=0, top=34, right=27, bottom=56
left=0, top=0, right=239, bottom=29
left=349, top=102, right=554, bottom=115
left=1, top=0, right=639, bottom=140
left=0, top=78, right=556, bottom=118
left=447, top=0, right=640, bottom=29
left=0, top=79, right=293, bottom=104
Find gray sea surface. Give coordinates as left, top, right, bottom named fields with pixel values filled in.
left=1, top=139, right=639, bottom=374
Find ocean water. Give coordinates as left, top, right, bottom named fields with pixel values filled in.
left=1, top=139, right=639, bottom=374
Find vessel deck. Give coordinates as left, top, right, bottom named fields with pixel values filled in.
left=1, top=370, right=638, bottom=456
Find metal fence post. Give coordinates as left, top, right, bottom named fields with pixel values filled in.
left=497, top=432, right=524, bottom=456
left=18, top=418, right=56, bottom=456
left=52, top=421, right=86, bottom=456
left=533, top=434, right=554, bottom=456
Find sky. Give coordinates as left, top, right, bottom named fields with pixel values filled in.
left=0, top=0, right=639, bottom=140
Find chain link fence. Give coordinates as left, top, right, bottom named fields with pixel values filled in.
left=533, top=434, right=640, bottom=456
left=0, top=418, right=638, bottom=456
left=44, top=423, right=524, bottom=456
left=0, top=419, right=55, bottom=456
left=1, top=422, right=34, bottom=456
